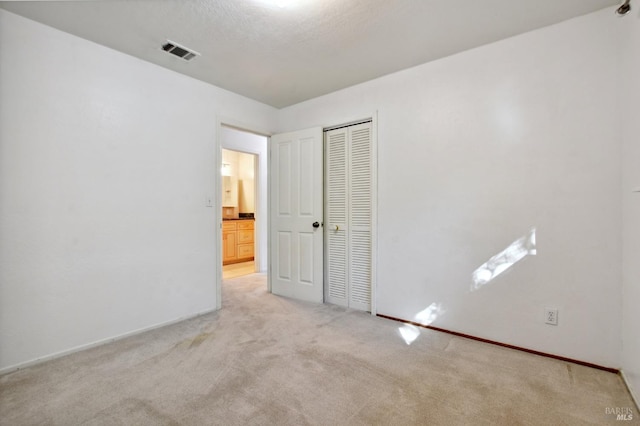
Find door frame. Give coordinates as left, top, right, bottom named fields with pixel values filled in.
left=215, top=116, right=271, bottom=310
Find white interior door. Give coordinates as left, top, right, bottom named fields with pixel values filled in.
left=270, top=127, right=324, bottom=303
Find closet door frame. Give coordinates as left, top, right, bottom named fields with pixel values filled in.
left=323, top=113, right=378, bottom=316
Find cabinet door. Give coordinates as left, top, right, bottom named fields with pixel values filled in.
left=223, top=231, right=237, bottom=263
left=237, top=243, right=254, bottom=260
left=238, top=229, right=254, bottom=244
left=237, top=221, right=254, bottom=230
left=222, top=221, right=237, bottom=231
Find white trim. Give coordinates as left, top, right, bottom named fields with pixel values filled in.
left=370, top=111, right=378, bottom=316
left=216, top=115, right=273, bottom=138
left=215, top=119, right=223, bottom=310
left=267, top=142, right=272, bottom=294
left=323, top=118, right=372, bottom=132
left=621, top=369, right=640, bottom=411
left=0, top=308, right=217, bottom=376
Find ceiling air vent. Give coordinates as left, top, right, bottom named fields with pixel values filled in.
left=161, top=40, right=200, bottom=61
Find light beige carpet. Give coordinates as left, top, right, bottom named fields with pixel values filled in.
left=1, top=273, right=637, bottom=425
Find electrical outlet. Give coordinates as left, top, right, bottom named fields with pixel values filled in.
left=545, top=308, right=558, bottom=326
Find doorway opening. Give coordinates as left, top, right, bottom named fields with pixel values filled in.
left=219, top=125, right=268, bottom=283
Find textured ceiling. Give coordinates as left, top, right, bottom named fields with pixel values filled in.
left=0, top=0, right=620, bottom=108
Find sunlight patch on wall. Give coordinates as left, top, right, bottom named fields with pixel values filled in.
left=414, top=303, right=443, bottom=325
left=471, top=227, right=537, bottom=291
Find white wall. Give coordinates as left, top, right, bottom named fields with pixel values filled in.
left=220, top=127, right=268, bottom=273
left=279, top=9, right=622, bottom=367
left=621, top=0, right=640, bottom=404
left=222, top=149, right=239, bottom=178
left=0, top=10, right=276, bottom=372
left=238, top=152, right=256, bottom=214
left=220, top=148, right=256, bottom=212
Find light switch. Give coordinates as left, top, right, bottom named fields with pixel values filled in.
left=206, top=196, right=214, bottom=207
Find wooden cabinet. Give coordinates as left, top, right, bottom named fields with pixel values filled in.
left=237, top=220, right=254, bottom=261
left=222, top=220, right=254, bottom=265
left=222, top=221, right=238, bottom=264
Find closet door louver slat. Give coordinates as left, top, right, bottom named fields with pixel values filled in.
left=326, top=129, right=348, bottom=306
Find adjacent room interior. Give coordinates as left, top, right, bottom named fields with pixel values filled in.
left=221, top=148, right=257, bottom=279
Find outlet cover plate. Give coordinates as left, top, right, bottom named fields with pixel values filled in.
left=545, top=308, right=558, bottom=325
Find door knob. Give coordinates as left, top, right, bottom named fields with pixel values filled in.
left=312, top=222, right=320, bottom=228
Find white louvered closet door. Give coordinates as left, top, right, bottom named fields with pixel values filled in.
left=325, top=122, right=372, bottom=311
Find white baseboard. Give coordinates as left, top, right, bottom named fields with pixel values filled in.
left=621, top=369, right=640, bottom=412
left=0, top=308, right=218, bottom=376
